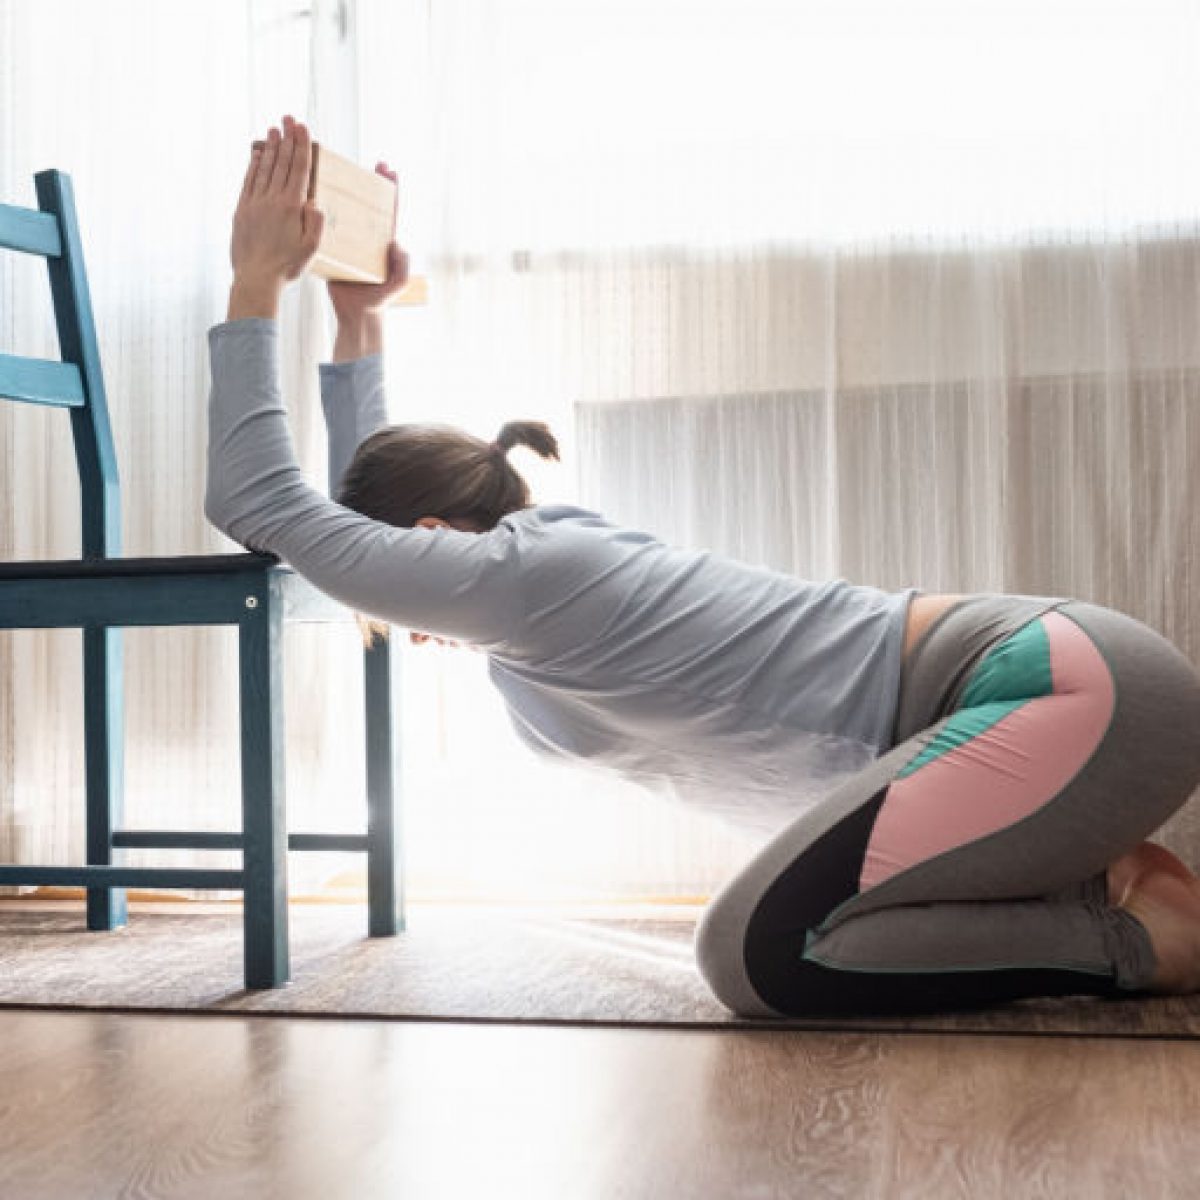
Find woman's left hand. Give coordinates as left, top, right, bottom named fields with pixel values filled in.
left=328, top=163, right=410, bottom=321
left=229, top=114, right=325, bottom=304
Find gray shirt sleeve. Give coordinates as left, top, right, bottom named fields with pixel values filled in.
left=203, top=317, right=522, bottom=649
left=318, top=351, right=387, bottom=496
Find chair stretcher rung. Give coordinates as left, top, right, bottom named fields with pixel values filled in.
left=0, top=865, right=244, bottom=889
left=289, top=834, right=370, bottom=852
left=111, top=830, right=369, bottom=853
left=0, top=353, right=85, bottom=408
left=112, top=831, right=243, bottom=850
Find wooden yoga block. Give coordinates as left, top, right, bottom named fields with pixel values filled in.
left=306, top=143, right=427, bottom=306
left=306, top=143, right=393, bottom=283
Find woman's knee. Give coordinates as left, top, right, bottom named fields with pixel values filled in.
left=693, top=769, right=907, bottom=1016
left=694, top=888, right=781, bottom=1018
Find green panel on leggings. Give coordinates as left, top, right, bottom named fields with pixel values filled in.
left=896, top=617, right=1055, bottom=780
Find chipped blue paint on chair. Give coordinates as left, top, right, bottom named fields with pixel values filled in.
left=0, top=170, right=405, bottom=988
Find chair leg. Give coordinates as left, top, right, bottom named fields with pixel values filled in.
left=83, top=624, right=127, bottom=931
left=238, top=590, right=289, bottom=988
left=364, top=636, right=404, bottom=936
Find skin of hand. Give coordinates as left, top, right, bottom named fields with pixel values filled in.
left=226, top=114, right=409, bottom=330
left=228, top=115, right=324, bottom=319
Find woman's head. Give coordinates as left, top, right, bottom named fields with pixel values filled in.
left=336, top=419, right=560, bottom=646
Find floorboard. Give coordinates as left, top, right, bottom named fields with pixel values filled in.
left=0, top=1008, right=1197, bottom=1198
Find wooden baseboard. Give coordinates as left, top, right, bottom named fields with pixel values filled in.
left=0, top=887, right=709, bottom=920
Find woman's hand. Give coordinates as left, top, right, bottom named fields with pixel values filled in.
left=409, top=631, right=460, bottom=648
left=328, top=163, right=410, bottom=361
left=328, top=163, right=410, bottom=320
left=228, top=114, right=325, bottom=320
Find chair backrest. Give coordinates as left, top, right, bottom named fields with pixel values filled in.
left=0, top=169, right=120, bottom=559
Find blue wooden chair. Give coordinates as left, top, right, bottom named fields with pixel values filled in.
left=0, top=169, right=405, bottom=989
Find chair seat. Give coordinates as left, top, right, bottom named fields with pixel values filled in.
left=0, top=551, right=352, bottom=624
left=0, top=551, right=283, bottom=580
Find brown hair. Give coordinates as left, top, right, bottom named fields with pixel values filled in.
left=335, top=420, right=560, bottom=647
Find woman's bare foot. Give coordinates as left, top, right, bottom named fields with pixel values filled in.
left=1106, top=841, right=1195, bottom=906
left=1105, top=842, right=1200, bottom=994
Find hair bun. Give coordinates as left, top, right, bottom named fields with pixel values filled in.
left=494, top=420, right=560, bottom=462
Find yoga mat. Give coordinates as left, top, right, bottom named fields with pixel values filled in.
left=1, top=906, right=1197, bottom=1038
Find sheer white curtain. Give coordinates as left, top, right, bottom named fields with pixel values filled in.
left=353, top=0, right=1200, bottom=892
left=4, top=0, right=1199, bottom=907
left=0, top=0, right=369, bottom=895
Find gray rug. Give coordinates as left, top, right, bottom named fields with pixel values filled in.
left=1, top=906, right=1197, bottom=1038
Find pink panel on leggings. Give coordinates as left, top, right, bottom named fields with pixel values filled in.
left=858, top=611, right=1115, bottom=892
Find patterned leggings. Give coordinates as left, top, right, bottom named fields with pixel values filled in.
left=696, top=595, right=1200, bottom=1017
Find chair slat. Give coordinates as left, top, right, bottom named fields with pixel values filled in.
left=0, top=202, right=62, bottom=257
left=0, top=353, right=85, bottom=408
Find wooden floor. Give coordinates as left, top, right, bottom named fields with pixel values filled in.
left=0, top=1009, right=1197, bottom=1199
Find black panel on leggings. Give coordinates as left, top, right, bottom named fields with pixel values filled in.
left=741, top=787, right=1123, bottom=1017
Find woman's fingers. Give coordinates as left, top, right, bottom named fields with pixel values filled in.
left=248, top=117, right=312, bottom=200
left=386, top=241, right=409, bottom=287
left=240, top=140, right=266, bottom=201
left=255, top=126, right=281, bottom=196
left=269, top=118, right=297, bottom=194
left=283, top=116, right=313, bottom=200
left=375, top=161, right=400, bottom=229
left=302, top=201, right=325, bottom=253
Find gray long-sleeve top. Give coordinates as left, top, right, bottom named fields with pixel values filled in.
left=205, top=317, right=918, bottom=836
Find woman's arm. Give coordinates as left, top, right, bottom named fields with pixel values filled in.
left=319, top=164, right=409, bottom=495
left=204, top=116, right=523, bottom=650
left=319, top=353, right=387, bottom=497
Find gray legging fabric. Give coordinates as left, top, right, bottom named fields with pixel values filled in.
left=695, top=594, right=1200, bottom=1018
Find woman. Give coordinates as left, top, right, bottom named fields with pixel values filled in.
left=207, top=115, right=1200, bottom=1018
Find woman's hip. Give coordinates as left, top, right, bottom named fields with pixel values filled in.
left=892, top=592, right=1200, bottom=747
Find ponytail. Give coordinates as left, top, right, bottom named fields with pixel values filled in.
left=493, top=420, right=560, bottom=462
left=339, top=417, right=561, bottom=649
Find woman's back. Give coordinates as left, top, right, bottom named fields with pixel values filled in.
left=488, top=503, right=917, bottom=832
